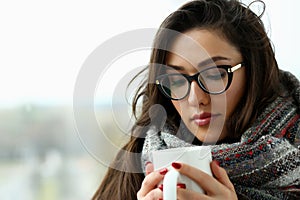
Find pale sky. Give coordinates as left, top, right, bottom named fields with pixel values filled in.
left=0, top=0, right=299, bottom=107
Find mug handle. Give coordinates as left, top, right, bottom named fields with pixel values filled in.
left=163, top=169, right=180, bottom=200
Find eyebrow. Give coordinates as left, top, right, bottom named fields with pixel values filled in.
left=167, top=56, right=230, bottom=71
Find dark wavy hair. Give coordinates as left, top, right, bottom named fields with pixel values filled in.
left=93, top=0, right=280, bottom=199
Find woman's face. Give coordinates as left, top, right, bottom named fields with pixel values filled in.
left=166, top=29, right=246, bottom=143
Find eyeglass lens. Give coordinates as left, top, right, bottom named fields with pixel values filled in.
left=160, top=67, right=228, bottom=99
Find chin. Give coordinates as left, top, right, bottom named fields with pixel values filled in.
left=185, top=122, right=227, bottom=144
left=195, top=130, right=226, bottom=145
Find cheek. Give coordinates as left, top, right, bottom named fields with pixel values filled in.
left=224, top=80, right=246, bottom=117
left=171, top=100, right=181, bottom=114
left=224, top=92, right=240, bottom=118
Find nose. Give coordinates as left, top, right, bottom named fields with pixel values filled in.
left=187, top=81, right=210, bottom=106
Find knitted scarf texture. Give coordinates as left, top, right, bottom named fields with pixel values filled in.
left=141, top=71, right=300, bottom=199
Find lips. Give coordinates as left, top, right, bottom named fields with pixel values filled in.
left=192, top=112, right=216, bottom=126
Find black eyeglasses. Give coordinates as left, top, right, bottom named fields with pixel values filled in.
left=155, top=62, right=244, bottom=100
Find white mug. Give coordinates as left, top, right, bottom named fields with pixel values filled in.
left=151, top=146, right=212, bottom=200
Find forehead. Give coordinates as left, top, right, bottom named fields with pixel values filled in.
left=166, top=29, right=241, bottom=67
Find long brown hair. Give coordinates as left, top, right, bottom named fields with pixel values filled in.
left=93, top=0, right=280, bottom=199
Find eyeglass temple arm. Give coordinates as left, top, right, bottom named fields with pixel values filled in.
left=228, top=63, right=243, bottom=73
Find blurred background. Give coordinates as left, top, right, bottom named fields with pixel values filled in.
left=0, top=0, right=299, bottom=199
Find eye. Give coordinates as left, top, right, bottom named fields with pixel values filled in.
left=170, top=77, right=186, bottom=87
left=201, top=68, right=227, bottom=80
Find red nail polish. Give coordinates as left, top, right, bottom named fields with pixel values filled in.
left=172, top=162, right=182, bottom=169
left=158, top=184, right=163, bottom=191
left=159, top=168, right=168, bottom=175
left=177, top=183, right=186, bottom=189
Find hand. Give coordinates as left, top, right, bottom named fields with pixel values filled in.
left=173, top=160, right=238, bottom=199
left=137, top=162, right=164, bottom=200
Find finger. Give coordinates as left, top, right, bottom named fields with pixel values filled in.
left=177, top=188, right=209, bottom=200
left=140, top=188, right=163, bottom=200
left=157, top=183, right=186, bottom=191
left=210, top=160, right=235, bottom=191
left=137, top=168, right=167, bottom=198
left=145, top=162, right=154, bottom=175
left=172, top=162, right=223, bottom=194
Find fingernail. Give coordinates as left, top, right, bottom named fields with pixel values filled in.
left=172, top=162, right=182, bottom=169
left=177, top=183, right=186, bottom=189
left=158, top=184, right=163, bottom=191
left=145, top=161, right=151, bottom=166
left=159, top=168, right=168, bottom=175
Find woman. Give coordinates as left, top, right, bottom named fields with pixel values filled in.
left=93, top=0, right=300, bottom=199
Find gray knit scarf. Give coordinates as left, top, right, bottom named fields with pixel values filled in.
left=141, top=71, right=300, bottom=199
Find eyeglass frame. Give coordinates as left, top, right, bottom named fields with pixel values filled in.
left=155, top=62, right=244, bottom=100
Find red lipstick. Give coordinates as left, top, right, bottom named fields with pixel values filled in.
left=192, top=112, right=214, bottom=126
